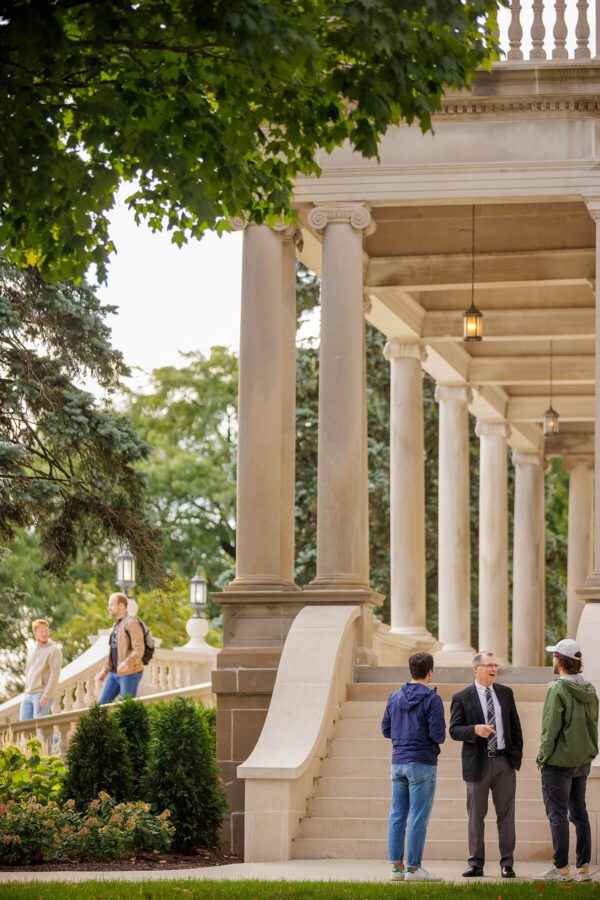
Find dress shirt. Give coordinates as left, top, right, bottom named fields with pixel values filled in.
left=474, top=681, right=505, bottom=749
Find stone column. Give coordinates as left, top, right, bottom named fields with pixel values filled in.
left=225, top=223, right=298, bottom=592
left=565, top=458, right=594, bottom=637
left=476, top=421, right=509, bottom=663
left=384, top=339, right=433, bottom=643
left=306, top=204, right=373, bottom=590
left=584, top=200, right=600, bottom=587
left=435, top=384, right=475, bottom=665
left=512, top=451, right=546, bottom=666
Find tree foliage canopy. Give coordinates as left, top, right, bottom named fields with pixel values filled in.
left=1, top=0, right=498, bottom=281
left=0, top=261, right=162, bottom=579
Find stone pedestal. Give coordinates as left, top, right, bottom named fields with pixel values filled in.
left=434, top=384, right=475, bottom=666
left=565, top=458, right=594, bottom=637
left=476, top=421, right=509, bottom=663
left=384, top=339, right=434, bottom=645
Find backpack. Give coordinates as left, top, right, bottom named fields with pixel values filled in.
left=124, top=615, right=155, bottom=665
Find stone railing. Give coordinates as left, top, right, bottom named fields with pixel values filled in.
left=0, top=616, right=219, bottom=726
left=0, top=681, right=215, bottom=758
left=498, top=0, right=599, bottom=62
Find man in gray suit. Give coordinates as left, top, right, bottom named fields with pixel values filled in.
left=450, top=650, right=523, bottom=879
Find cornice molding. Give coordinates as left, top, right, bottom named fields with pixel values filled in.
left=439, top=95, right=600, bottom=117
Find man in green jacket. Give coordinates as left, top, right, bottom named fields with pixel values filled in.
left=535, top=639, right=599, bottom=883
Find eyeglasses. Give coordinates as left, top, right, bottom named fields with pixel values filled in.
left=476, top=664, right=498, bottom=668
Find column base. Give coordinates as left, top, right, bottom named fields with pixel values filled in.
left=223, top=577, right=301, bottom=593
left=389, top=625, right=438, bottom=648
left=434, top=644, right=476, bottom=667
left=583, top=572, right=600, bottom=592
left=306, top=574, right=370, bottom=591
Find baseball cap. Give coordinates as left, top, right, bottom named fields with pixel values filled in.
left=546, top=638, right=582, bottom=660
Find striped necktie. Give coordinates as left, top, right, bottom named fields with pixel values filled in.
left=485, top=687, right=498, bottom=751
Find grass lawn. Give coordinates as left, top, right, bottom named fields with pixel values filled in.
left=0, top=882, right=598, bottom=899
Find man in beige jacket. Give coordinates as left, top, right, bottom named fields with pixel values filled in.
left=98, top=592, right=145, bottom=704
left=20, top=619, right=62, bottom=720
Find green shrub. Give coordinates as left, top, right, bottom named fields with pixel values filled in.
left=0, top=793, right=174, bottom=865
left=62, top=704, right=133, bottom=810
left=112, top=697, right=151, bottom=799
left=144, top=697, right=226, bottom=852
left=0, top=740, right=65, bottom=805
left=0, top=798, right=71, bottom=865
left=201, top=706, right=217, bottom=755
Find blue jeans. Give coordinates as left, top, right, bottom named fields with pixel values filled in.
left=98, top=671, right=143, bottom=705
left=20, top=692, right=52, bottom=721
left=389, top=762, right=437, bottom=867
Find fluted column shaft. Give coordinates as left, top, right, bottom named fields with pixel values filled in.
left=565, top=458, right=594, bottom=636
left=435, top=384, right=474, bottom=662
left=476, top=422, right=509, bottom=663
left=512, top=451, right=545, bottom=665
left=384, top=339, right=431, bottom=638
left=307, top=204, right=373, bottom=589
left=228, top=224, right=298, bottom=591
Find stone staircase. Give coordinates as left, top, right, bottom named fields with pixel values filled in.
left=292, top=667, right=554, bottom=862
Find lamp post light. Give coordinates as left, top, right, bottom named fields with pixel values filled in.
left=116, top=548, right=136, bottom=597
left=189, top=568, right=208, bottom=617
left=462, top=205, right=484, bottom=342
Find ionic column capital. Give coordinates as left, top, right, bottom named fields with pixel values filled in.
left=475, top=420, right=511, bottom=440
left=435, top=383, right=472, bottom=405
left=230, top=217, right=303, bottom=247
left=512, top=450, right=544, bottom=468
left=563, top=455, right=595, bottom=473
left=383, top=339, right=427, bottom=364
left=308, top=203, right=376, bottom=235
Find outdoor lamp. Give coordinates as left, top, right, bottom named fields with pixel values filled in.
left=542, top=341, right=560, bottom=436
left=116, top=547, right=136, bottom=596
left=189, top=568, right=208, bottom=617
left=462, top=205, right=484, bottom=342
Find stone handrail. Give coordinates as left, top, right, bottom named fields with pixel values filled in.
left=0, top=681, right=215, bottom=757
left=0, top=630, right=218, bottom=724
left=238, top=604, right=360, bottom=862
left=500, top=0, right=599, bottom=62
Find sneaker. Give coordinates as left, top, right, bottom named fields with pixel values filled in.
left=404, top=866, right=442, bottom=882
left=390, top=865, right=404, bottom=882
left=534, top=865, right=572, bottom=882
left=574, top=865, right=592, bottom=882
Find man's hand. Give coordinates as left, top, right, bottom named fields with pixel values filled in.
left=98, top=671, right=107, bottom=683
left=474, top=724, right=495, bottom=738
left=39, top=696, right=48, bottom=707
left=116, top=662, right=127, bottom=674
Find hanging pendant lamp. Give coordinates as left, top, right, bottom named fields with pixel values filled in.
left=463, top=205, right=483, bottom=342
left=543, top=341, right=560, bottom=436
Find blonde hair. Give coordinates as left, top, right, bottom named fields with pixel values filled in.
left=109, top=592, right=129, bottom=608
left=31, top=618, right=49, bottom=635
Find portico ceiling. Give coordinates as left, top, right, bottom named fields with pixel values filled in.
left=300, top=198, right=596, bottom=456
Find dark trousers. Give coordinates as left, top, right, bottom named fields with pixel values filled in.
left=541, top=763, right=591, bottom=869
left=466, top=754, right=516, bottom=868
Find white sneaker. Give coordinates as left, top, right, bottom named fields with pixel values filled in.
left=534, top=865, right=572, bottom=882
left=574, top=865, right=591, bottom=882
left=404, top=866, right=442, bottom=882
left=390, top=865, right=404, bottom=882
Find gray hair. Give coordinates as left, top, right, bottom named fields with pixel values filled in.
left=473, top=650, right=495, bottom=666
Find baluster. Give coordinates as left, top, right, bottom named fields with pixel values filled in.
left=530, top=0, right=547, bottom=58
left=508, top=0, right=524, bottom=59
left=85, top=676, right=98, bottom=706
left=73, top=680, right=86, bottom=710
left=62, top=684, right=73, bottom=712
left=56, top=722, right=72, bottom=759
left=553, top=0, right=568, bottom=57
left=38, top=722, right=54, bottom=755
left=575, top=0, right=591, bottom=57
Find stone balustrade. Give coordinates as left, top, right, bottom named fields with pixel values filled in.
left=501, top=0, right=599, bottom=61
left=0, top=681, right=215, bottom=758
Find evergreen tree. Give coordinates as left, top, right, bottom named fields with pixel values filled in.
left=112, top=698, right=152, bottom=801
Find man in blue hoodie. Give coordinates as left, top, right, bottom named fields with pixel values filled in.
left=381, top=650, right=446, bottom=883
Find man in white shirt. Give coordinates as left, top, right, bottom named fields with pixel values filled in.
left=20, top=618, right=62, bottom=720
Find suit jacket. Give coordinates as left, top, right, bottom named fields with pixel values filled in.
left=449, top=683, right=523, bottom=782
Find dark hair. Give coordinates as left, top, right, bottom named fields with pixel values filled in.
left=409, top=651, right=434, bottom=680
left=555, top=652, right=582, bottom=675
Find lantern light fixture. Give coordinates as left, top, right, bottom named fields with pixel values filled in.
left=189, top=568, right=208, bottom=617
left=543, top=341, right=560, bottom=437
left=115, top=547, right=136, bottom=596
left=463, top=205, right=484, bottom=342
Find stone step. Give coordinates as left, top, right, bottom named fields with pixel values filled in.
left=341, top=699, right=545, bottom=717
left=320, top=755, right=541, bottom=778
left=329, top=738, right=542, bottom=765
left=347, top=683, right=550, bottom=702
left=291, top=837, right=551, bottom=862
left=307, top=796, right=548, bottom=820
left=335, top=717, right=543, bottom=740
left=297, top=816, right=552, bottom=843
left=314, top=775, right=545, bottom=800
left=355, top=666, right=555, bottom=685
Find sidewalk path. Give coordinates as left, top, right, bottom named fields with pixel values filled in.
left=1, top=859, right=599, bottom=884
